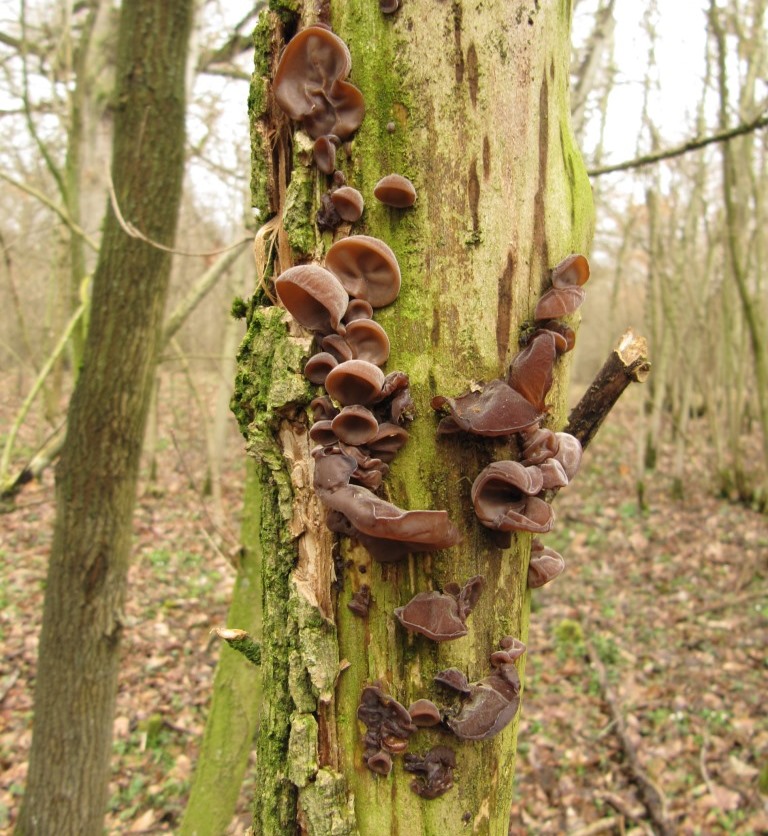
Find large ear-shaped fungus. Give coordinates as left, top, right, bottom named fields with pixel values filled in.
left=374, top=174, right=417, bottom=207
left=325, top=235, right=401, bottom=307
left=551, top=253, right=590, bottom=289
left=431, top=379, right=542, bottom=437
left=534, top=285, right=586, bottom=320
left=344, top=318, right=391, bottom=365
left=324, top=359, right=386, bottom=406
left=275, top=264, right=349, bottom=335
left=313, top=451, right=461, bottom=562
left=394, top=575, right=485, bottom=641
left=404, top=747, right=456, bottom=799
left=273, top=26, right=364, bottom=140
left=358, top=684, right=417, bottom=771
left=446, top=641, right=524, bottom=741
left=471, top=461, right=555, bottom=534
left=331, top=404, right=379, bottom=445
left=507, top=330, right=557, bottom=412
left=528, top=539, right=565, bottom=588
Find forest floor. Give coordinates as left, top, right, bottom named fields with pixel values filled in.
left=0, top=373, right=766, bottom=835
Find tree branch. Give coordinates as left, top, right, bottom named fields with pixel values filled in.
left=588, top=112, right=768, bottom=177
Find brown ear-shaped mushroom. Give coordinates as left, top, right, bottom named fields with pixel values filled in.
left=528, top=539, right=565, bottom=588
left=408, top=699, right=442, bottom=728
left=358, top=684, right=417, bottom=765
left=325, top=359, right=386, bottom=406
left=304, top=351, right=338, bottom=385
left=331, top=186, right=365, bottom=222
left=313, top=135, right=339, bottom=174
left=308, top=419, right=338, bottom=447
left=374, top=173, right=417, bottom=207
left=375, top=371, right=414, bottom=424
left=273, top=26, right=364, bottom=140
left=313, top=449, right=461, bottom=562
left=310, top=395, right=339, bottom=421
left=507, top=330, right=558, bottom=412
left=434, top=667, right=471, bottom=696
left=380, top=0, right=399, bottom=13
left=404, top=747, right=456, bottom=799
left=551, top=253, right=590, bottom=289
left=344, top=318, right=390, bottom=365
left=365, top=749, right=393, bottom=776
left=432, top=379, right=542, bottom=437
left=553, top=431, right=583, bottom=481
left=537, top=320, right=576, bottom=353
left=325, top=235, right=401, bottom=307
left=520, top=426, right=559, bottom=466
left=538, top=457, right=569, bottom=490
left=394, top=575, right=485, bottom=642
left=365, top=422, right=409, bottom=462
left=275, top=264, right=349, bottom=335
left=331, top=404, right=379, bottom=445
left=471, top=461, right=555, bottom=534
left=343, top=298, right=374, bottom=322
left=534, top=285, right=586, bottom=320
left=320, top=333, right=354, bottom=363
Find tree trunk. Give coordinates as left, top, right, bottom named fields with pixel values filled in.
left=16, top=1, right=194, bottom=834
left=237, top=2, right=593, bottom=833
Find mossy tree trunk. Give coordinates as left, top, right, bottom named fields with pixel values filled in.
left=237, top=1, right=593, bottom=833
left=16, top=1, right=194, bottom=834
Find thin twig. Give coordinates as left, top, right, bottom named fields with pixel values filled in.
left=588, top=112, right=768, bottom=177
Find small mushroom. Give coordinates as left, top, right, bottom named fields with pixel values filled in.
left=348, top=584, right=372, bottom=617
left=404, top=747, right=456, bottom=799
left=408, top=699, right=442, bottom=728
left=394, top=575, right=485, bottom=641
left=273, top=26, right=365, bottom=140
left=434, top=667, right=471, bottom=696
left=376, top=371, right=414, bottom=424
left=534, top=285, right=586, bottom=320
left=553, top=431, right=583, bottom=481
left=471, top=461, right=555, bottom=534
left=320, top=333, right=354, bottom=363
left=275, top=264, right=349, bottom=335
left=528, top=539, right=565, bottom=588
left=344, top=318, right=390, bottom=365
left=551, top=253, right=590, bottom=289
left=365, top=422, right=409, bottom=463
left=432, top=379, right=542, bottom=437
left=344, top=298, right=374, bottom=322
left=379, top=0, right=399, bottom=13
left=520, top=426, right=559, bottom=466
left=365, top=749, right=393, bottom=776
left=357, top=684, right=417, bottom=764
left=325, top=359, right=386, bottom=406
left=313, top=135, right=339, bottom=174
left=309, top=395, right=339, bottom=421
left=374, top=173, right=417, bottom=207
left=308, top=418, right=338, bottom=447
left=325, top=235, right=401, bottom=307
left=331, top=186, right=365, bottom=222
left=304, top=351, right=338, bottom=385
left=331, top=404, right=379, bottom=445
left=507, top=330, right=557, bottom=412
left=536, top=320, right=576, bottom=353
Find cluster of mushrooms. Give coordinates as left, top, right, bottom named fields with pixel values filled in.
left=269, top=22, right=589, bottom=800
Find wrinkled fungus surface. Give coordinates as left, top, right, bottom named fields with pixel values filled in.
left=471, top=461, right=555, bottom=534
left=432, top=379, right=542, bottom=437
left=394, top=575, right=485, bottom=641
left=404, top=747, right=456, bottom=799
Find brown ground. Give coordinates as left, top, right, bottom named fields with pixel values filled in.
left=0, top=374, right=766, bottom=834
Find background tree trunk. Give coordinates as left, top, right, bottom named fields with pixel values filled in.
left=236, top=1, right=594, bottom=833
left=16, top=1, right=194, bottom=833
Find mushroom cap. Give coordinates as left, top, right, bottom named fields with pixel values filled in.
left=551, top=253, right=590, bottom=288
left=308, top=418, right=338, bottom=447
left=344, top=318, right=390, bottom=365
left=374, top=173, right=417, bottom=207
left=343, top=298, right=374, bottom=322
left=304, top=351, right=338, bottom=385
left=331, top=186, right=365, bottom=222
left=534, top=285, right=586, bottom=320
left=320, top=333, right=354, bottom=363
left=447, top=671, right=521, bottom=740
left=408, top=699, right=443, bottom=727
left=432, top=379, right=542, bottom=437
left=379, top=0, right=399, bottom=12
left=275, top=264, right=349, bottom=335
left=357, top=684, right=417, bottom=755
left=471, top=461, right=555, bottom=534
left=520, top=426, right=559, bottom=466
left=325, top=359, right=386, bottom=406
left=554, top=431, right=583, bottom=481
left=434, top=667, right=471, bottom=695
left=331, top=404, right=379, bottom=445
left=273, top=26, right=364, bottom=140
left=313, top=135, right=338, bottom=174
left=507, top=330, right=557, bottom=412
left=528, top=540, right=566, bottom=588
left=325, top=235, right=401, bottom=308
left=365, top=749, right=393, bottom=776
left=394, top=590, right=469, bottom=641
left=365, top=422, right=409, bottom=462
left=309, top=395, right=339, bottom=421
left=405, top=747, right=457, bottom=800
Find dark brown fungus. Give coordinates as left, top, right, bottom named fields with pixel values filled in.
left=538, top=458, right=569, bottom=490
left=313, top=135, right=338, bottom=174
left=325, top=359, right=385, bottom=406
left=348, top=584, right=371, bottom=617
left=316, top=192, right=342, bottom=232
left=528, top=539, right=565, bottom=589
left=374, top=173, right=417, bottom=207
left=275, top=264, right=348, bottom=335
left=380, top=0, right=399, bottom=13
left=447, top=641, right=524, bottom=741
left=331, top=404, right=379, bottom=445
left=537, top=320, right=576, bottom=353
left=320, top=333, right=354, bottom=363
left=365, top=749, right=393, bottom=776
left=304, top=351, right=338, bottom=385
left=499, top=635, right=527, bottom=659
left=331, top=186, right=365, bottom=222
left=405, top=747, right=457, bottom=799
left=471, top=461, right=555, bottom=534
left=376, top=371, right=414, bottom=424
left=365, top=422, right=409, bottom=463
left=308, top=419, right=338, bottom=447
left=344, top=318, right=390, bottom=365
left=551, top=253, right=590, bottom=289
left=432, top=379, right=542, bottom=437
left=507, top=330, right=557, bottom=412
left=394, top=574, right=485, bottom=641
left=534, top=285, right=586, bottom=320
left=313, top=450, right=461, bottom=562
left=325, top=235, right=401, bottom=307
left=553, top=432, right=583, bottom=481
left=310, top=395, right=338, bottom=421
left=273, top=26, right=365, bottom=140
left=343, top=298, right=374, bottom=322
left=357, top=684, right=416, bottom=764
left=408, top=699, right=442, bottom=728
left=434, top=668, right=471, bottom=696
left=520, top=426, right=559, bottom=466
